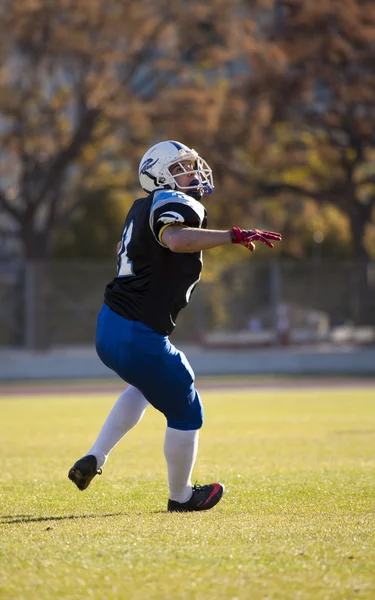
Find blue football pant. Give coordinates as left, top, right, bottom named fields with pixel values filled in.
left=95, top=304, right=203, bottom=431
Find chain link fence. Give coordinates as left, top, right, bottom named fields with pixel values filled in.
left=1, top=258, right=374, bottom=348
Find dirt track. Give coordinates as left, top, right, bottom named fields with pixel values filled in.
left=1, top=376, right=375, bottom=396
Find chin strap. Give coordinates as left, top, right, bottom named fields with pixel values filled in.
left=189, top=190, right=204, bottom=201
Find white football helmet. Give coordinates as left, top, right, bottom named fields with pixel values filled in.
left=138, top=140, right=214, bottom=196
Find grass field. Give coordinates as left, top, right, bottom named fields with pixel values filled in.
left=1, top=385, right=374, bottom=600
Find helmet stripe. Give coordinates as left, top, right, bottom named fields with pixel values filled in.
left=170, top=141, right=183, bottom=150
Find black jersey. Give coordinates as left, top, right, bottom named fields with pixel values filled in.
left=104, top=189, right=207, bottom=335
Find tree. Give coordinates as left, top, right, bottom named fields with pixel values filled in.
left=258, top=0, right=375, bottom=259
left=0, top=0, right=248, bottom=260
left=200, top=0, right=375, bottom=323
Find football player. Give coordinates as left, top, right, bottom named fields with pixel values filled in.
left=68, top=140, right=281, bottom=512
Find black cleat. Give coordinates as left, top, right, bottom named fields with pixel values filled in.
left=68, top=455, right=102, bottom=491
left=167, top=483, right=224, bottom=512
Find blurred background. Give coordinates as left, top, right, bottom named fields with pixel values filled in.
left=1, top=0, right=374, bottom=379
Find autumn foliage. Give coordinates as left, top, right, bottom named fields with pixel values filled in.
left=0, top=0, right=374, bottom=275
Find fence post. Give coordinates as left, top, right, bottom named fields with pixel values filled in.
left=269, top=259, right=282, bottom=333
left=24, top=261, right=50, bottom=349
left=24, top=261, right=37, bottom=349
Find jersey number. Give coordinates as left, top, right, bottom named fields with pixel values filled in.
left=117, top=221, right=134, bottom=277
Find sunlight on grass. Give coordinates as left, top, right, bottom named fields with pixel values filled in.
left=0, top=387, right=374, bottom=599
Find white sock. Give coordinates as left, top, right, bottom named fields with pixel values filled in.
left=164, top=427, right=199, bottom=503
left=87, top=385, right=149, bottom=468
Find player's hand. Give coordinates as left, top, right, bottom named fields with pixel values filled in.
left=231, top=227, right=282, bottom=251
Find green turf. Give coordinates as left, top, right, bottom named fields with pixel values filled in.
left=1, top=388, right=374, bottom=600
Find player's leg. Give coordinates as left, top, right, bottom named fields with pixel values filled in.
left=95, top=305, right=150, bottom=462
left=164, top=425, right=199, bottom=503
left=88, top=385, right=149, bottom=468
left=68, top=305, right=149, bottom=491
left=68, top=385, right=149, bottom=491
left=121, top=329, right=224, bottom=512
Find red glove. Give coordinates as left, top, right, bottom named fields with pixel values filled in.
left=231, top=227, right=282, bottom=251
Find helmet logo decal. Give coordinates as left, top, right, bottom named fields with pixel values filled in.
left=140, top=157, right=159, bottom=174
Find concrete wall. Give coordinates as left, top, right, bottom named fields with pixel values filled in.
left=1, top=344, right=374, bottom=381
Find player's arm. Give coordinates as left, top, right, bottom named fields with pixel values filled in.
left=161, top=225, right=282, bottom=253
left=152, top=191, right=282, bottom=253
left=161, top=225, right=232, bottom=253
left=116, top=241, right=121, bottom=254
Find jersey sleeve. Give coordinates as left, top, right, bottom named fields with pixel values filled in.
left=149, top=190, right=206, bottom=247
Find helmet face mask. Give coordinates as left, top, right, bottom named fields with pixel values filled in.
left=139, top=141, right=214, bottom=197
